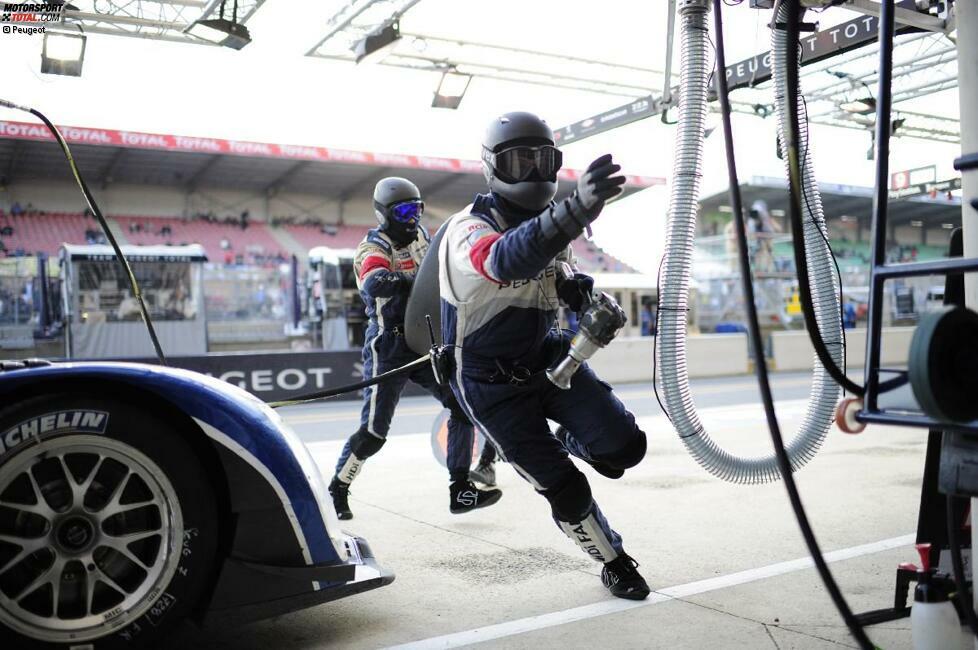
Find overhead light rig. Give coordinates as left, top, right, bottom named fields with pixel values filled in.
left=59, top=0, right=265, bottom=45
left=305, top=0, right=669, bottom=99
left=554, top=1, right=961, bottom=145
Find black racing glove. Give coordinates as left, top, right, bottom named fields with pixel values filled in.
left=539, top=154, right=626, bottom=244
left=575, top=153, right=626, bottom=218
left=557, top=272, right=595, bottom=313
left=364, top=270, right=414, bottom=298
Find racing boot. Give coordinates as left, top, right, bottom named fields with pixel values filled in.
left=329, top=477, right=353, bottom=520
left=469, top=458, right=497, bottom=487
left=555, top=426, right=624, bottom=480
left=449, top=480, right=502, bottom=514
left=601, top=552, right=650, bottom=600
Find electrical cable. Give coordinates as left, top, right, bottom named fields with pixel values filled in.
left=651, top=256, right=675, bottom=425
left=713, top=2, right=873, bottom=648
left=0, top=99, right=167, bottom=365
left=946, top=495, right=978, bottom=637
left=269, top=353, right=431, bottom=408
left=779, top=3, right=863, bottom=397
left=0, top=100, right=450, bottom=408
left=798, top=94, right=849, bottom=395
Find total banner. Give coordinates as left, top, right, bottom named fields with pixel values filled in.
left=0, top=120, right=662, bottom=188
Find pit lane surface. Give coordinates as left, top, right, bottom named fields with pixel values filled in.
left=163, top=371, right=962, bottom=649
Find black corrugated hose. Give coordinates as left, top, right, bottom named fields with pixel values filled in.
left=713, top=1, right=874, bottom=648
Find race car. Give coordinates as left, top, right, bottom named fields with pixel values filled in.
left=0, top=359, right=393, bottom=649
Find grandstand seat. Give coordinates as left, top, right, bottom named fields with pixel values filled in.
left=113, top=215, right=287, bottom=265
left=0, top=211, right=639, bottom=273
left=282, top=223, right=370, bottom=252
left=0, top=211, right=93, bottom=257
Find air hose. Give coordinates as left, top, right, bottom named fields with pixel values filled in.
left=655, top=0, right=842, bottom=484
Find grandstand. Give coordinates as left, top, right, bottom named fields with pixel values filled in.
left=282, top=222, right=371, bottom=253
left=114, top=215, right=288, bottom=265
left=699, top=176, right=962, bottom=251
left=0, top=120, right=657, bottom=273
left=0, top=209, right=101, bottom=257
left=0, top=209, right=636, bottom=274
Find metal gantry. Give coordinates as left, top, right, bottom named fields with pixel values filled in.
left=305, top=0, right=423, bottom=58
left=59, top=0, right=266, bottom=45
left=304, top=0, right=668, bottom=98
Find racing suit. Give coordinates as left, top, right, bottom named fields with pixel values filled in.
left=439, top=193, right=647, bottom=563
left=334, top=226, right=474, bottom=483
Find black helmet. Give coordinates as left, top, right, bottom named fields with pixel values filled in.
left=373, top=177, right=424, bottom=246
left=482, top=112, right=562, bottom=213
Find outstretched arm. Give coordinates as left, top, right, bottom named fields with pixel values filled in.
left=473, top=154, right=626, bottom=282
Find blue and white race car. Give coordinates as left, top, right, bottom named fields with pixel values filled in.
left=0, top=359, right=393, bottom=649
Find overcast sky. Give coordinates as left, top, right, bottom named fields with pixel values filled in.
left=0, top=0, right=961, bottom=273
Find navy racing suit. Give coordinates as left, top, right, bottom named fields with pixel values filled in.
left=334, top=226, right=474, bottom=484
left=438, top=194, right=647, bottom=563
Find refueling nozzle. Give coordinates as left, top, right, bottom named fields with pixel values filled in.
left=546, top=290, right=626, bottom=390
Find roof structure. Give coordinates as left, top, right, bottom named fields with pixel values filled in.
left=0, top=120, right=663, bottom=209
left=699, top=175, right=962, bottom=235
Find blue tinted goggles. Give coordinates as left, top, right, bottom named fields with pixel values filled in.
left=390, top=200, right=424, bottom=224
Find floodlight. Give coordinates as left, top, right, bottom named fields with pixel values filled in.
left=186, top=0, right=251, bottom=50
left=41, top=32, right=86, bottom=77
left=839, top=97, right=876, bottom=114
left=432, top=71, right=471, bottom=109
left=354, top=21, right=400, bottom=64
left=187, top=17, right=251, bottom=49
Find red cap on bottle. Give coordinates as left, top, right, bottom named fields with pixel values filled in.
left=915, top=543, right=932, bottom=573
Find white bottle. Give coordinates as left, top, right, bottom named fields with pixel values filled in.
left=911, top=543, right=964, bottom=650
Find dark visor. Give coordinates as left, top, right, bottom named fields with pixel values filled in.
left=483, top=145, right=562, bottom=182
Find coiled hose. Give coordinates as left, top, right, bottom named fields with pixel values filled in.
left=655, top=0, right=842, bottom=484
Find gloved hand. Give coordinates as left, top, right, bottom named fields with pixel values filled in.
left=364, top=270, right=414, bottom=298
left=391, top=272, right=415, bottom=293
left=572, top=154, right=626, bottom=222
left=557, top=272, right=595, bottom=313
left=539, top=154, right=626, bottom=245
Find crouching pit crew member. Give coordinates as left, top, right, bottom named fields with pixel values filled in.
left=329, top=177, right=502, bottom=519
left=439, top=112, right=650, bottom=600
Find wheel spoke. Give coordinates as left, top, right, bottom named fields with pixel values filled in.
left=14, top=556, right=64, bottom=601
left=24, top=468, right=55, bottom=516
left=98, top=537, right=152, bottom=570
left=0, top=533, right=47, bottom=573
left=85, top=568, right=97, bottom=616
left=94, top=567, right=128, bottom=596
left=60, top=454, right=103, bottom=510
left=97, top=470, right=133, bottom=516
left=100, top=501, right=158, bottom=524
left=51, top=565, right=61, bottom=616
left=0, top=497, right=55, bottom=521
left=104, top=529, right=159, bottom=544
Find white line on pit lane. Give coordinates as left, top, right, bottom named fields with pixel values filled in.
left=385, top=533, right=915, bottom=650
left=287, top=399, right=812, bottom=435
left=280, top=378, right=815, bottom=424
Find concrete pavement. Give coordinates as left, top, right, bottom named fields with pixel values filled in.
left=163, top=373, right=969, bottom=649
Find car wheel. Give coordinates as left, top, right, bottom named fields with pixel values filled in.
left=0, top=395, right=218, bottom=648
